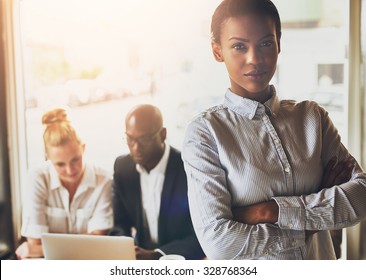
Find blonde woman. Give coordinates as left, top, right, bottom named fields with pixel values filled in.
left=15, top=108, right=113, bottom=259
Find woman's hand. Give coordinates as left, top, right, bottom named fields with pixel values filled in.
left=15, top=238, right=44, bottom=259
left=307, top=157, right=354, bottom=241
left=232, top=157, right=354, bottom=226
left=232, top=200, right=278, bottom=225
left=321, top=156, right=354, bottom=190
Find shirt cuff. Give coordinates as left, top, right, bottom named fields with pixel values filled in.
left=272, top=196, right=305, bottom=230
left=21, top=224, right=49, bottom=239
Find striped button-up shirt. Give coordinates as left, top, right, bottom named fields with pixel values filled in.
left=182, top=86, right=366, bottom=259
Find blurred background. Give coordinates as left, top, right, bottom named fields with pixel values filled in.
left=19, top=0, right=349, bottom=170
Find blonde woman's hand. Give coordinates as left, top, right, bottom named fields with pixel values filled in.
left=15, top=239, right=44, bottom=259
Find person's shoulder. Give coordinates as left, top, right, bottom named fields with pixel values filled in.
left=87, top=163, right=111, bottom=178
left=280, top=99, right=323, bottom=112
left=169, top=146, right=181, bottom=156
left=83, top=163, right=113, bottom=187
left=114, top=153, right=133, bottom=165
left=187, top=104, right=227, bottom=129
left=28, top=160, right=52, bottom=177
left=168, top=146, right=185, bottom=165
left=113, top=154, right=136, bottom=175
left=196, top=104, right=227, bottom=119
left=26, top=161, right=54, bottom=190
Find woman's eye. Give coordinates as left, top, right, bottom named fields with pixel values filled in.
left=233, top=43, right=246, bottom=50
left=260, top=41, right=273, bottom=47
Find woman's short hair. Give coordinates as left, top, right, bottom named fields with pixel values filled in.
left=211, top=0, right=281, bottom=44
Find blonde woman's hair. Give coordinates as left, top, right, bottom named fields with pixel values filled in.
left=42, top=108, right=82, bottom=152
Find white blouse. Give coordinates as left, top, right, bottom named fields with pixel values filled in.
left=21, top=161, right=113, bottom=238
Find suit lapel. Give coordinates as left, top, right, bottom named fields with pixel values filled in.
left=126, top=158, right=145, bottom=244
left=158, top=148, right=177, bottom=244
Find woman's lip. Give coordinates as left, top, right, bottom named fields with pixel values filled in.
left=245, top=70, right=266, bottom=76
left=244, top=71, right=267, bottom=80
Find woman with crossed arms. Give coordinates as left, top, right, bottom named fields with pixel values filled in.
left=182, top=0, right=366, bottom=259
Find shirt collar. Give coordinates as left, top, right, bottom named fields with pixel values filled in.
left=136, top=144, right=170, bottom=175
left=49, top=161, right=96, bottom=191
left=223, top=85, right=280, bottom=119
left=49, top=161, right=62, bottom=190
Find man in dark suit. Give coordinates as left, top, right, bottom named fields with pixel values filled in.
left=110, top=104, right=204, bottom=260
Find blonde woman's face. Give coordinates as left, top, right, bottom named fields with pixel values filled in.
left=47, top=140, right=85, bottom=186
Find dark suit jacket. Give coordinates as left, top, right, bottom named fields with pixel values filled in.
left=110, top=146, right=204, bottom=260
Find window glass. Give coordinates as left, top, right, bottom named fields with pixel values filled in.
left=19, top=0, right=349, bottom=175
left=273, top=0, right=349, bottom=142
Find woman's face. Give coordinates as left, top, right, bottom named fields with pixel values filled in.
left=212, top=14, right=280, bottom=103
left=47, top=140, right=85, bottom=187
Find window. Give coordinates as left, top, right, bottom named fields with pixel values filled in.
left=318, top=64, right=344, bottom=86
left=19, top=0, right=224, bottom=171
left=18, top=0, right=350, bottom=173
left=273, top=0, right=349, bottom=142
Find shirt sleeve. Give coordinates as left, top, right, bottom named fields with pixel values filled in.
left=87, top=175, right=114, bottom=233
left=273, top=105, right=366, bottom=231
left=182, top=116, right=305, bottom=260
left=21, top=168, right=49, bottom=239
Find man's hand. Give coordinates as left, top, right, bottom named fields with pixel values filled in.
left=90, top=229, right=109, bottom=235
left=135, top=246, right=162, bottom=260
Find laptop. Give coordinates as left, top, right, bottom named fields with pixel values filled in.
left=41, top=233, right=136, bottom=260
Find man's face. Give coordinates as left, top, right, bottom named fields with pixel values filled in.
left=125, top=116, right=166, bottom=170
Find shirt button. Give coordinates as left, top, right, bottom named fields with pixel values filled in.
left=284, top=167, right=290, bottom=173
left=292, top=241, right=297, bottom=246
left=274, top=138, right=280, bottom=144
left=288, top=223, right=293, bottom=228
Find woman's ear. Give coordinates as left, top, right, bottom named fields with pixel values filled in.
left=212, top=41, right=224, bottom=62
left=277, top=32, right=282, bottom=54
